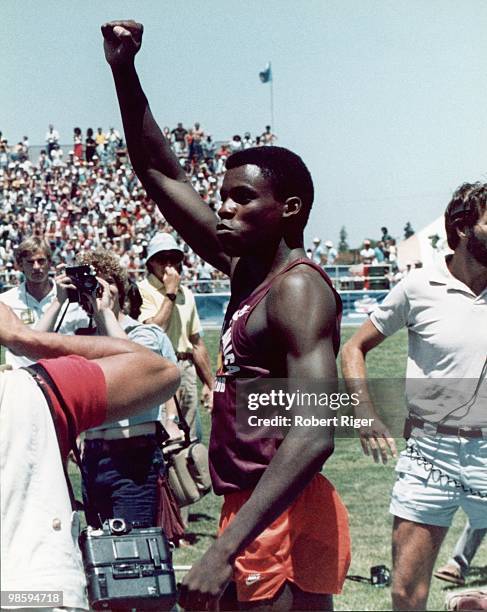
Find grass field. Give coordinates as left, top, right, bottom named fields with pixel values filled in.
left=3, top=328, right=486, bottom=610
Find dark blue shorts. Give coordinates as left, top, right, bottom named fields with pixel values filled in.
left=81, top=435, right=165, bottom=528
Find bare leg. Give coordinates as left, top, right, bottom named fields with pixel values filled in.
left=392, top=516, right=448, bottom=611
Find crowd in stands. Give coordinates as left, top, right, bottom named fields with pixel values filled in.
left=1, top=121, right=406, bottom=293
left=0, top=123, right=277, bottom=291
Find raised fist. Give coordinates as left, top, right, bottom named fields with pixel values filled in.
left=101, top=20, right=143, bottom=67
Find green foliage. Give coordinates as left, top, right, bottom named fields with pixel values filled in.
left=339, top=226, right=350, bottom=253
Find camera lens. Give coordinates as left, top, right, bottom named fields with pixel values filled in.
left=82, top=276, right=98, bottom=290
left=110, top=518, right=126, bottom=534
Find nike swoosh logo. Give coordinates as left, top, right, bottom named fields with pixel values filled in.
left=245, top=573, right=261, bottom=586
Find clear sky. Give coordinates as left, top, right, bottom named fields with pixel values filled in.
left=2, top=0, right=487, bottom=247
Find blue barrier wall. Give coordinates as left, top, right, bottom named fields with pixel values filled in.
left=195, top=290, right=390, bottom=328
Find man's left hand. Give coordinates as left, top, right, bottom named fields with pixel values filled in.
left=201, top=383, right=213, bottom=412
left=54, top=264, right=76, bottom=304
left=178, top=544, right=233, bottom=611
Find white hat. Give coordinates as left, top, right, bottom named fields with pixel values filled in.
left=325, top=240, right=333, bottom=248
left=313, top=237, right=321, bottom=244
left=145, top=232, right=184, bottom=265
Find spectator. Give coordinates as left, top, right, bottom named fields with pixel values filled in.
left=58, top=249, right=177, bottom=531
left=0, top=302, right=180, bottom=611
left=190, top=121, right=204, bottom=161
left=137, top=233, right=214, bottom=441
left=73, top=127, right=83, bottom=160
left=0, top=236, right=88, bottom=367
left=261, top=124, right=277, bottom=146
left=435, top=520, right=486, bottom=586
left=242, top=132, right=254, bottom=149
left=45, top=123, right=60, bottom=159
left=359, top=239, right=375, bottom=264
left=50, top=143, right=64, bottom=167
left=85, top=127, right=96, bottom=163
left=342, top=182, right=487, bottom=610
left=171, top=122, right=188, bottom=154
left=229, top=134, right=243, bottom=153
left=325, top=240, right=338, bottom=265
left=137, top=233, right=214, bottom=529
left=196, top=258, right=214, bottom=293
left=107, top=126, right=121, bottom=162
left=374, top=241, right=386, bottom=263
left=381, top=226, right=392, bottom=242
left=203, top=134, right=216, bottom=160
left=311, top=237, right=325, bottom=265
left=95, top=127, right=107, bottom=159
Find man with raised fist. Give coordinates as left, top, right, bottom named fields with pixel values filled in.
left=102, top=21, right=350, bottom=611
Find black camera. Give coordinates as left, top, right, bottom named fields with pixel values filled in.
left=79, top=518, right=177, bottom=610
left=371, top=565, right=391, bottom=587
left=65, top=265, right=99, bottom=304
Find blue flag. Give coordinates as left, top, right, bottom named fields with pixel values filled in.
left=259, top=62, right=272, bottom=83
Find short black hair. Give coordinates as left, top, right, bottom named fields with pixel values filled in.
left=445, top=182, right=487, bottom=249
left=226, top=146, right=314, bottom=232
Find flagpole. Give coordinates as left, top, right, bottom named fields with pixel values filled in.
left=269, top=61, right=274, bottom=131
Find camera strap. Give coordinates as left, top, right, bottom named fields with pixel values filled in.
left=23, top=363, right=84, bottom=511
left=53, top=300, right=71, bottom=333
left=172, top=394, right=192, bottom=448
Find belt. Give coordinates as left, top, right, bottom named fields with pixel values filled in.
left=84, top=434, right=158, bottom=453
left=85, top=422, right=157, bottom=440
left=405, top=415, right=485, bottom=439
left=177, top=351, right=193, bottom=362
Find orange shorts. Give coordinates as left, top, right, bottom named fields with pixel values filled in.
left=218, top=473, right=351, bottom=602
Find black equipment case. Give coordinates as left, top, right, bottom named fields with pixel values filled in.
left=79, top=519, right=177, bottom=610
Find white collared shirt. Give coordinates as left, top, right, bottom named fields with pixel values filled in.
left=370, top=256, right=487, bottom=426
left=0, top=282, right=89, bottom=367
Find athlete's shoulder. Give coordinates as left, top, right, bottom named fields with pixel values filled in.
left=271, top=261, right=335, bottom=302
left=267, top=263, right=337, bottom=331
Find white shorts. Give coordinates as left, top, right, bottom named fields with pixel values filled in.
left=390, top=433, right=487, bottom=529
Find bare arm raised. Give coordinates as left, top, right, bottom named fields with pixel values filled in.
left=102, top=21, right=231, bottom=274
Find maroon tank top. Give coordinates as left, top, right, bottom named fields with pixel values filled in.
left=209, top=258, right=342, bottom=495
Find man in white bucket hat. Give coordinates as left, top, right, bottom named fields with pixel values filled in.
left=138, top=232, right=214, bottom=441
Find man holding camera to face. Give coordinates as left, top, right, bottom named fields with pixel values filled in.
left=0, top=236, right=89, bottom=367
left=36, top=248, right=179, bottom=532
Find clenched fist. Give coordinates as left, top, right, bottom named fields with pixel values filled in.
left=101, top=20, right=143, bottom=67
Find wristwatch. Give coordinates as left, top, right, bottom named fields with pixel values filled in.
left=166, top=293, right=177, bottom=302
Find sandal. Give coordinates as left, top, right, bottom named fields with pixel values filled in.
left=445, top=589, right=487, bottom=611
left=434, top=563, right=466, bottom=586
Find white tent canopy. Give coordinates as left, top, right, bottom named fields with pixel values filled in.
left=397, top=216, right=452, bottom=269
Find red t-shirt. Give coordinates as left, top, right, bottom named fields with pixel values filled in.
left=37, top=355, right=107, bottom=459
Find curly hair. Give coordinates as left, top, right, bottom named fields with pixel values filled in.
left=445, top=182, right=487, bottom=250
left=77, top=249, right=129, bottom=308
